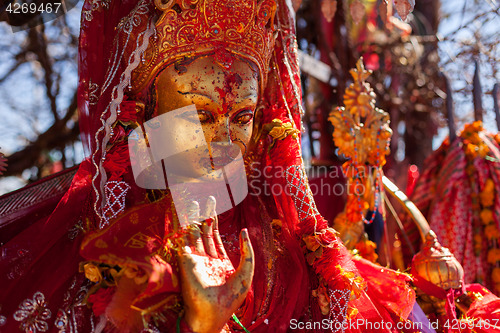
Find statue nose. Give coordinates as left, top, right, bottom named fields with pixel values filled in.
left=213, top=117, right=232, bottom=143
left=210, top=118, right=242, bottom=159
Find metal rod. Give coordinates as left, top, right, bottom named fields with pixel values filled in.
left=382, top=176, right=430, bottom=243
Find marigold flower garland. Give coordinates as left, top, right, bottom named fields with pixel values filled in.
left=461, top=121, right=500, bottom=293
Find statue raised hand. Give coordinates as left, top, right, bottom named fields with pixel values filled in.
left=178, top=197, right=254, bottom=333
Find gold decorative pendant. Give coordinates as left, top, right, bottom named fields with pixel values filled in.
left=328, top=59, right=392, bottom=167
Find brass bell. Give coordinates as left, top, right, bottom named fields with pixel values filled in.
left=411, top=230, right=464, bottom=315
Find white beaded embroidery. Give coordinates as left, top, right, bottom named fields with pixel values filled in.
left=329, top=289, right=350, bottom=333
left=285, top=165, right=320, bottom=221
left=101, top=180, right=131, bottom=228
left=14, top=292, right=52, bottom=333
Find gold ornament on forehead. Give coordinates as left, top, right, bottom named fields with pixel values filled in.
left=328, top=59, right=392, bottom=166
left=127, top=0, right=277, bottom=95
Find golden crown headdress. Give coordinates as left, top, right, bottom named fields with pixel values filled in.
left=127, top=0, right=277, bottom=95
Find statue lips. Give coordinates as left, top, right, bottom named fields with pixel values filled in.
left=204, top=143, right=243, bottom=171
left=201, top=156, right=235, bottom=171
left=212, top=156, right=235, bottom=169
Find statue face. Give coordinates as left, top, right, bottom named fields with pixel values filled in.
left=154, top=55, right=259, bottom=180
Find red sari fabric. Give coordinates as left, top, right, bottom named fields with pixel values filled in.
left=0, top=161, right=97, bottom=332
left=443, top=284, right=500, bottom=333
left=0, top=0, right=417, bottom=332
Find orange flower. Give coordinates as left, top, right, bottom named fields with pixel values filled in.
left=472, top=121, right=483, bottom=132
left=474, top=234, right=482, bottom=254
left=84, top=263, right=102, bottom=283
left=355, top=239, right=378, bottom=263
left=480, top=189, right=495, bottom=207
left=487, top=248, right=500, bottom=264
left=480, top=209, right=494, bottom=225
left=484, top=178, right=495, bottom=191
left=342, top=132, right=353, bottom=142
left=492, top=267, right=500, bottom=283
left=462, top=121, right=483, bottom=136
left=494, top=133, right=500, bottom=145
left=335, top=265, right=366, bottom=300
left=267, top=119, right=299, bottom=140
left=303, top=235, right=321, bottom=252
left=484, top=224, right=500, bottom=240
left=333, top=212, right=348, bottom=227
left=347, top=306, right=359, bottom=319
left=478, top=143, right=490, bottom=158
left=312, top=283, right=330, bottom=316
left=464, top=143, right=478, bottom=158
left=474, top=234, right=483, bottom=245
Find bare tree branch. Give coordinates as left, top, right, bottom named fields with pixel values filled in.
left=27, top=27, right=60, bottom=121
left=2, top=91, right=79, bottom=177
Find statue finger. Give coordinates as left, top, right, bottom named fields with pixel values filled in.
left=185, top=201, right=205, bottom=255
left=201, top=196, right=216, bottom=219
left=178, top=244, right=193, bottom=255
left=201, top=197, right=218, bottom=258
left=226, top=229, right=254, bottom=301
left=212, top=215, right=228, bottom=259
left=189, top=223, right=204, bottom=254
left=237, top=229, right=254, bottom=276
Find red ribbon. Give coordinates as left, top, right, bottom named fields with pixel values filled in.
left=411, top=268, right=465, bottom=332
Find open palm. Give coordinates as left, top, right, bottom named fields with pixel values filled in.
left=178, top=198, right=254, bottom=333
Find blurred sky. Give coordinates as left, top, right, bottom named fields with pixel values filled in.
left=435, top=0, right=500, bottom=148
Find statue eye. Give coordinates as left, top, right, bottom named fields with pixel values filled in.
left=234, top=109, right=254, bottom=124
left=179, top=109, right=213, bottom=124
left=197, top=110, right=212, bottom=123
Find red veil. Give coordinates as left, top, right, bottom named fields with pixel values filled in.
left=0, top=0, right=414, bottom=332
